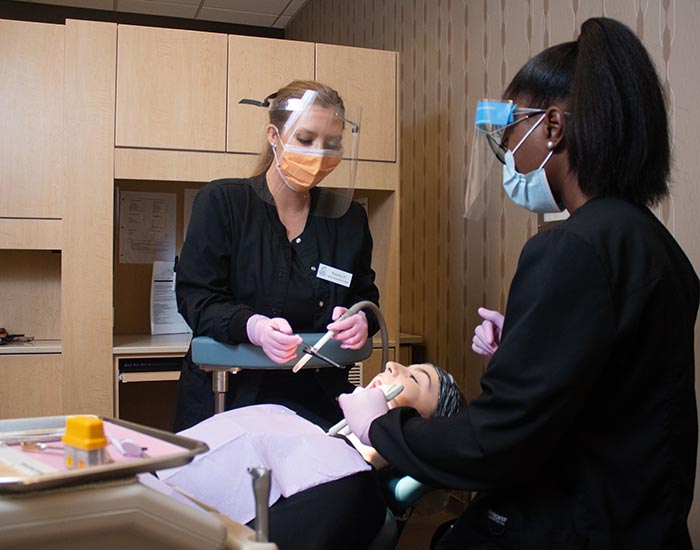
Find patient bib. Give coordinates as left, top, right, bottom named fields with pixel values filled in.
left=157, top=405, right=370, bottom=524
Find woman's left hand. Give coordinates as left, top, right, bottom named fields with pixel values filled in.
left=327, top=306, right=368, bottom=349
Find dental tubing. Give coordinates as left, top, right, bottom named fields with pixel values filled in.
left=291, top=300, right=389, bottom=374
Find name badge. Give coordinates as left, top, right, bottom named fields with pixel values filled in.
left=316, top=263, right=353, bottom=288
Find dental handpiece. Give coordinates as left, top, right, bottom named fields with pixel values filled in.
left=248, top=466, right=271, bottom=543
left=291, top=302, right=367, bottom=373
left=327, top=382, right=404, bottom=436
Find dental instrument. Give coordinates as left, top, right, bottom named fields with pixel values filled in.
left=300, top=345, right=342, bottom=368
left=292, top=300, right=389, bottom=373
left=108, top=434, right=147, bottom=458
left=19, top=441, right=63, bottom=452
left=327, top=382, right=403, bottom=436
left=291, top=329, right=336, bottom=373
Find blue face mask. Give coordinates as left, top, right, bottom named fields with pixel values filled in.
left=501, top=115, right=562, bottom=214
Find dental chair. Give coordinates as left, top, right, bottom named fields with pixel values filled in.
left=191, top=330, right=432, bottom=549
left=368, top=474, right=433, bottom=549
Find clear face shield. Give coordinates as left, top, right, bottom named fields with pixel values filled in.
left=465, top=100, right=545, bottom=219
left=242, top=89, right=361, bottom=218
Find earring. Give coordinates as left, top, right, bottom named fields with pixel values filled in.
left=546, top=140, right=554, bottom=149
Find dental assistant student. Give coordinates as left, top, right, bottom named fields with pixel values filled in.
left=340, top=17, right=699, bottom=549
left=174, top=81, right=379, bottom=432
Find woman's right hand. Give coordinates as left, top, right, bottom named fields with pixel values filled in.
left=247, top=314, right=302, bottom=364
left=471, top=307, right=504, bottom=357
left=338, top=387, right=388, bottom=446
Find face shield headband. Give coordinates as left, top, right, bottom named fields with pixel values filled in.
left=464, top=100, right=546, bottom=219
left=239, top=89, right=362, bottom=218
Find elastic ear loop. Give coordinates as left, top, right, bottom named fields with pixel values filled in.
left=270, top=129, right=296, bottom=192
left=510, top=113, right=553, bottom=169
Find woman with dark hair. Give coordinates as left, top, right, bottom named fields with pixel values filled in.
left=340, top=17, right=698, bottom=549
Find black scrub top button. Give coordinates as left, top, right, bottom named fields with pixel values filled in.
left=310, top=266, right=316, bottom=272
left=278, top=272, right=286, bottom=278
left=318, top=301, right=324, bottom=308
left=295, top=237, right=302, bottom=244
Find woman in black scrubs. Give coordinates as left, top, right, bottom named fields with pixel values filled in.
left=174, top=80, right=379, bottom=434
left=341, top=17, right=698, bottom=550
left=174, top=81, right=386, bottom=550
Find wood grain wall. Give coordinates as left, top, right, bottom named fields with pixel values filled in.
left=287, top=1, right=700, bottom=544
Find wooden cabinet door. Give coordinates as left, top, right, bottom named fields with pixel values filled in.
left=315, top=44, right=397, bottom=163
left=116, top=25, right=227, bottom=151
left=227, top=35, right=314, bottom=154
left=0, top=356, right=63, bottom=419
left=0, top=20, right=64, bottom=219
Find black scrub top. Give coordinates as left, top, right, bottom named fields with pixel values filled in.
left=370, top=197, right=699, bottom=550
left=174, top=174, right=380, bottom=431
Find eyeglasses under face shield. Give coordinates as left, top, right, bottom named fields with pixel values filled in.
left=475, top=100, right=547, bottom=164
left=465, top=99, right=546, bottom=219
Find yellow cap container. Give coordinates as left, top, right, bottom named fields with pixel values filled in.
left=62, top=415, right=107, bottom=450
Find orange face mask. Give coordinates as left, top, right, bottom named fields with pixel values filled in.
left=276, top=144, right=342, bottom=192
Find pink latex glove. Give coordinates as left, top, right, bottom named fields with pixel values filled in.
left=338, top=387, right=388, bottom=445
left=471, top=307, right=505, bottom=357
left=327, top=306, right=368, bottom=350
left=246, top=314, right=302, bottom=364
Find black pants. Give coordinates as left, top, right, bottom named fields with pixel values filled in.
left=249, top=471, right=387, bottom=550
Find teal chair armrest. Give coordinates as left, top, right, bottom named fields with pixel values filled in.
left=191, top=334, right=372, bottom=369
left=386, top=475, right=432, bottom=514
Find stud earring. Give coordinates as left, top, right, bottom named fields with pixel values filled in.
left=546, top=140, right=554, bottom=149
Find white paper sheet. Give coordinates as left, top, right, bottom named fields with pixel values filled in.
left=158, top=405, right=370, bottom=525
left=150, top=261, right=191, bottom=335
left=119, top=191, right=177, bottom=264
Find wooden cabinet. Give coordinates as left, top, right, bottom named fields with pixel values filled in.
left=0, top=356, right=64, bottom=418
left=114, top=27, right=397, bottom=164
left=0, top=250, right=62, bottom=341
left=0, top=19, right=116, bottom=420
left=116, top=25, right=228, bottom=151
left=227, top=35, right=314, bottom=153
left=0, top=20, right=64, bottom=219
left=316, top=44, right=397, bottom=163
left=2, top=20, right=399, bottom=422
left=0, top=20, right=66, bottom=419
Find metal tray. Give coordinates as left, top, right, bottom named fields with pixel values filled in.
left=0, top=415, right=208, bottom=493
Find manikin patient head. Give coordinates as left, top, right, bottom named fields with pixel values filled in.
left=367, top=361, right=466, bottom=419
